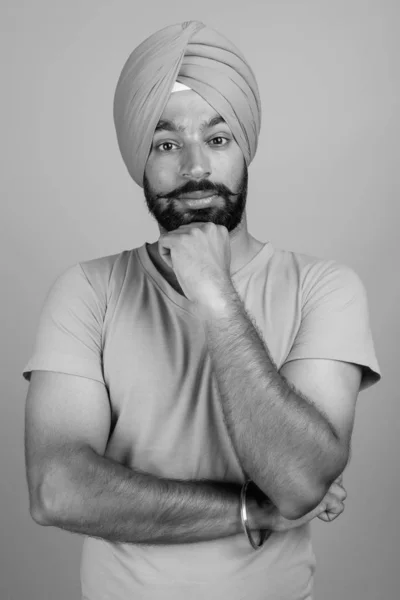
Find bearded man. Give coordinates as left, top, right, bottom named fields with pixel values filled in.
left=23, top=20, right=381, bottom=600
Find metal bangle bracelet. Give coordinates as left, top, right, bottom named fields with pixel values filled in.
left=240, top=479, right=271, bottom=550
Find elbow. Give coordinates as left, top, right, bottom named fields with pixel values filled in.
left=29, top=479, right=58, bottom=526
left=282, top=447, right=350, bottom=520
left=278, top=472, right=348, bottom=521
left=254, top=445, right=349, bottom=521
left=29, top=468, right=72, bottom=527
left=277, top=492, right=323, bottom=521
left=30, top=500, right=51, bottom=526
left=272, top=470, right=346, bottom=521
left=255, top=476, right=327, bottom=521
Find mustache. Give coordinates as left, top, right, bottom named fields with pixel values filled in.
left=157, top=180, right=239, bottom=200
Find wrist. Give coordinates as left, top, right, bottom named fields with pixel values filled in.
left=195, top=281, right=239, bottom=321
left=246, top=489, right=275, bottom=531
left=240, top=480, right=273, bottom=550
left=245, top=494, right=263, bottom=531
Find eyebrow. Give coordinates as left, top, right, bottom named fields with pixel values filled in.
left=154, top=115, right=226, bottom=134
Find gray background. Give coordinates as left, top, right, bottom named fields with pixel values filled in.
left=2, top=0, right=399, bottom=598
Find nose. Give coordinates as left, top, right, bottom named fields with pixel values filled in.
left=179, top=144, right=211, bottom=180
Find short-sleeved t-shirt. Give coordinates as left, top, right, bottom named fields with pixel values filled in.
left=22, top=241, right=381, bottom=600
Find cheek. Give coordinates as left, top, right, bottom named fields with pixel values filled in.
left=145, top=158, right=176, bottom=193
left=214, top=150, right=244, bottom=187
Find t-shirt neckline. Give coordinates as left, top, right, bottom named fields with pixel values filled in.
left=136, top=239, right=273, bottom=315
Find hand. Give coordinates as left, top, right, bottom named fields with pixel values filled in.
left=157, top=222, right=233, bottom=307
left=246, top=476, right=347, bottom=533
left=313, top=474, right=347, bottom=523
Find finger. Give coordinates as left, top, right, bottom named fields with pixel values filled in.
left=317, top=493, right=345, bottom=517
left=318, top=512, right=337, bottom=522
left=317, top=512, right=331, bottom=522
left=327, top=482, right=347, bottom=502
left=334, top=484, right=347, bottom=502
left=339, top=485, right=347, bottom=502
left=326, top=501, right=345, bottom=520
left=317, top=502, right=344, bottom=522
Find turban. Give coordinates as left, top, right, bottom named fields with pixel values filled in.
left=113, top=21, right=262, bottom=187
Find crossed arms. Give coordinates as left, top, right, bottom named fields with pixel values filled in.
left=25, top=291, right=361, bottom=544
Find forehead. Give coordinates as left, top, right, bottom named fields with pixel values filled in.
left=158, top=90, right=223, bottom=128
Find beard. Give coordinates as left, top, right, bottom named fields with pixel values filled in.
left=143, top=162, right=248, bottom=233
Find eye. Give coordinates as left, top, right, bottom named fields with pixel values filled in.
left=156, top=142, right=178, bottom=152
left=209, top=136, right=229, bottom=147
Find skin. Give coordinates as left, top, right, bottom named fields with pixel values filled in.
left=141, top=89, right=356, bottom=519
left=24, top=89, right=350, bottom=544
left=143, top=89, right=265, bottom=292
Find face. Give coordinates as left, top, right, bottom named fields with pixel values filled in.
left=143, top=90, right=248, bottom=233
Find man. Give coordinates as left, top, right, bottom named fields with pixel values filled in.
left=23, top=20, right=381, bottom=600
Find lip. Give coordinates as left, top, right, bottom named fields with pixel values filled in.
left=181, top=195, right=218, bottom=208
left=178, top=191, right=217, bottom=200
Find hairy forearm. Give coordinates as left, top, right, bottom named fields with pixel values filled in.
left=199, top=287, right=345, bottom=517
left=34, top=446, right=253, bottom=544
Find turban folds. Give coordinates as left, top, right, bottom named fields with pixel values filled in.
left=113, top=21, right=262, bottom=187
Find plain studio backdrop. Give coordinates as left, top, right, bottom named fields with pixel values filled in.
left=1, top=1, right=398, bottom=599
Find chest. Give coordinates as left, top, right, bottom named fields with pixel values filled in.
left=100, top=275, right=301, bottom=478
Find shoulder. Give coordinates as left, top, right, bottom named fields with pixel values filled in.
left=78, top=247, right=133, bottom=286
left=51, top=247, right=138, bottom=307
left=269, top=245, right=365, bottom=301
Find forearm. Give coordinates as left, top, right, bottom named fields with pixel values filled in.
left=199, top=288, right=345, bottom=517
left=35, top=445, right=249, bottom=544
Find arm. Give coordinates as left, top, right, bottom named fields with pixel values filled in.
left=25, top=370, right=278, bottom=544
left=34, top=445, right=243, bottom=544
left=198, top=288, right=362, bottom=520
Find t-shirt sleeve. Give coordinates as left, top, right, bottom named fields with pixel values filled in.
left=22, top=263, right=105, bottom=384
left=283, top=261, right=381, bottom=392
